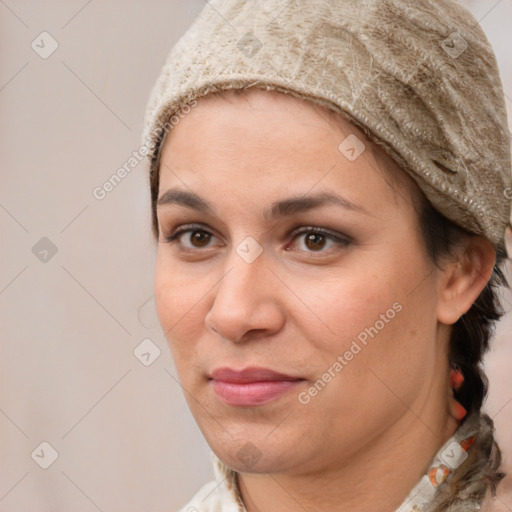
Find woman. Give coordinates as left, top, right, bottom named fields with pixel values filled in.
left=142, top=1, right=511, bottom=510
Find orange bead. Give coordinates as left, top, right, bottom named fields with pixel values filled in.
left=449, top=369, right=464, bottom=391
left=452, top=401, right=467, bottom=421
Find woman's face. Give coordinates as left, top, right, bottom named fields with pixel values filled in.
left=154, top=89, right=450, bottom=475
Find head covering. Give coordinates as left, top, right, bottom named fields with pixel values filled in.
left=142, top=0, right=512, bottom=251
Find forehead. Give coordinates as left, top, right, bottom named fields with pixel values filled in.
left=158, top=88, right=422, bottom=212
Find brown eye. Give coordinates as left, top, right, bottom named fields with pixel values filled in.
left=289, top=227, right=351, bottom=254
left=164, top=225, right=216, bottom=249
left=189, top=230, right=211, bottom=247
left=304, top=232, right=327, bottom=251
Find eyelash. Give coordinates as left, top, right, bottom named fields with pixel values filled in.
left=163, top=223, right=351, bottom=255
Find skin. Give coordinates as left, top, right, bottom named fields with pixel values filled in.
left=153, top=88, right=495, bottom=512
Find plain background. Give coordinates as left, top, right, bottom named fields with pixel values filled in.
left=0, top=1, right=511, bottom=511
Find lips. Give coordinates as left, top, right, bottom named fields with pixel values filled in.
left=209, top=366, right=304, bottom=407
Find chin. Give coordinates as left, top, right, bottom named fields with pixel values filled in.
left=199, top=420, right=296, bottom=473
left=215, top=443, right=291, bottom=474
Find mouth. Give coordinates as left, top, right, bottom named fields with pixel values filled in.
left=209, top=366, right=305, bottom=407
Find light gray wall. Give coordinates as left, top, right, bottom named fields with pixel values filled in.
left=0, top=1, right=510, bottom=510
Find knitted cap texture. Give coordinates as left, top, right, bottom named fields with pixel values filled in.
left=142, top=0, right=512, bottom=250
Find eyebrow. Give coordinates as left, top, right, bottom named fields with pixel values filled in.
left=157, top=188, right=371, bottom=219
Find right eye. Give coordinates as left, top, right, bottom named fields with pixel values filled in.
left=164, top=224, right=219, bottom=250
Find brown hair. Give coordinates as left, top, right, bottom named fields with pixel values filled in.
left=418, top=195, right=508, bottom=417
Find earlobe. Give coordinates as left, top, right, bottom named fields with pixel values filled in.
left=436, top=237, right=496, bottom=325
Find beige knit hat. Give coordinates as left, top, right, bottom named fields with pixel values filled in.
left=142, top=0, right=512, bottom=252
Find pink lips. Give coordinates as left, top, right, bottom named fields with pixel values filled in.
left=210, top=367, right=304, bottom=407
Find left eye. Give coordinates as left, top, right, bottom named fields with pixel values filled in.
left=289, top=227, right=351, bottom=253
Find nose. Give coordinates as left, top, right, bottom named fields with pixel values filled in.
left=204, top=248, right=285, bottom=343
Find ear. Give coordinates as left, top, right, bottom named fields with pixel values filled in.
left=436, top=236, right=496, bottom=325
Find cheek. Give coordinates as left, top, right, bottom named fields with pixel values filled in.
left=344, top=281, right=439, bottom=404
left=301, top=269, right=394, bottom=347
left=154, top=256, right=179, bottom=330
left=306, top=254, right=439, bottom=379
left=154, top=274, right=201, bottom=385
left=153, top=254, right=206, bottom=345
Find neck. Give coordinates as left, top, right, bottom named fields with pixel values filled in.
left=237, top=412, right=460, bottom=512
